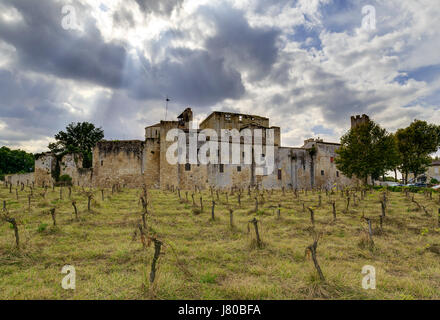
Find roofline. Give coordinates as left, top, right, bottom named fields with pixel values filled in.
left=145, top=123, right=161, bottom=128
left=200, top=111, right=269, bottom=127
left=97, top=139, right=144, bottom=143
left=316, top=141, right=341, bottom=146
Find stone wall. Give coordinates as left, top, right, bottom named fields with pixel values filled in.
left=59, top=153, right=84, bottom=186
left=5, top=172, right=35, bottom=186
left=144, top=137, right=160, bottom=189
left=92, top=140, right=145, bottom=188
left=179, top=163, right=208, bottom=190
left=200, top=112, right=269, bottom=134
left=24, top=109, right=359, bottom=190
left=77, top=168, right=93, bottom=187
left=159, top=121, right=181, bottom=190
left=35, top=153, right=55, bottom=187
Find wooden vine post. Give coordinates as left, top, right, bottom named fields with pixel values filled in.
left=308, top=207, right=315, bottom=226
left=305, top=235, right=325, bottom=281
left=363, top=217, right=374, bottom=247
left=49, top=208, right=56, bottom=226
left=72, top=201, right=78, bottom=220
left=249, top=218, right=262, bottom=248
left=332, top=201, right=336, bottom=221
left=438, top=208, right=440, bottom=228
left=5, top=216, right=20, bottom=248
left=229, top=209, right=234, bottom=228
left=211, top=201, right=215, bottom=221
left=150, top=238, right=163, bottom=284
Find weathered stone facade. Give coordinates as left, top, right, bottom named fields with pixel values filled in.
left=5, top=172, right=34, bottom=186
left=34, top=152, right=56, bottom=187
left=18, top=108, right=355, bottom=190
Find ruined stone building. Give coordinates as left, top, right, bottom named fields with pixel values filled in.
left=6, top=109, right=357, bottom=190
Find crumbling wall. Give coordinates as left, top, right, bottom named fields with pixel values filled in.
left=76, top=168, right=93, bottom=187
left=35, top=153, right=55, bottom=187
left=60, top=153, right=84, bottom=185
left=5, top=172, right=35, bottom=186
left=200, top=112, right=269, bottom=134
left=92, top=140, right=145, bottom=188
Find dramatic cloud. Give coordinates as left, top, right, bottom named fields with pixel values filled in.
left=134, top=0, right=184, bottom=16
left=0, top=0, right=439, bottom=152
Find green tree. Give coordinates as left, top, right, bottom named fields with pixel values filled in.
left=335, top=120, right=399, bottom=185
left=48, top=122, right=104, bottom=168
left=0, top=146, right=35, bottom=180
left=396, top=120, right=440, bottom=184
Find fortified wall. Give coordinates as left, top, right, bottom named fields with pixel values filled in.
left=6, top=109, right=358, bottom=190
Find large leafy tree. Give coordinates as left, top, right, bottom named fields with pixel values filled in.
left=48, top=122, right=104, bottom=168
left=335, top=120, right=399, bottom=184
left=0, top=146, right=35, bottom=180
left=396, top=120, right=440, bottom=183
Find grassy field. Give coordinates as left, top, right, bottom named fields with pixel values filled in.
left=1, top=183, right=440, bottom=300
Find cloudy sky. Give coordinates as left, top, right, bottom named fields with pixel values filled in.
left=0, top=0, right=439, bottom=153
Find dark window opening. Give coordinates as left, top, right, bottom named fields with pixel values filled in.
left=321, top=170, right=325, bottom=176
left=185, top=163, right=191, bottom=171
left=100, top=160, right=103, bottom=166
left=219, top=164, right=224, bottom=173
left=336, top=171, right=339, bottom=177
left=278, top=169, right=282, bottom=180
left=237, top=166, right=241, bottom=172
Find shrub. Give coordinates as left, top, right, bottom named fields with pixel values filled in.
left=371, top=185, right=437, bottom=193
left=37, top=223, right=48, bottom=233
left=200, top=273, right=218, bottom=284
left=58, top=174, right=72, bottom=186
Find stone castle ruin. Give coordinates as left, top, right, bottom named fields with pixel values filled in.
left=6, top=109, right=359, bottom=190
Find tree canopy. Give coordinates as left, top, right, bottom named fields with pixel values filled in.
left=395, top=120, right=440, bottom=183
left=48, top=122, right=104, bottom=168
left=335, top=120, right=400, bottom=184
left=0, top=146, right=35, bottom=180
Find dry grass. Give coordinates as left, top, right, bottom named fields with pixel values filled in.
left=1, top=184, right=440, bottom=300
